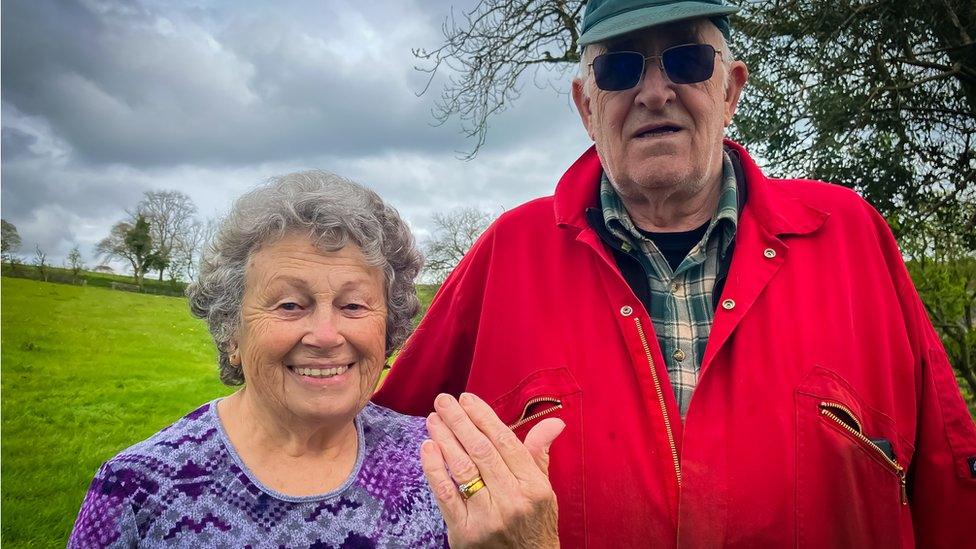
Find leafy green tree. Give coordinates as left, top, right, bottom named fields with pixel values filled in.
left=902, top=216, right=976, bottom=401
left=2, top=218, right=23, bottom=261
left=96, top=215, right=158, bottom=288
left=66, top=246, right=85, bottom=282
left=731, top=0, right=974, bottom=251
left=730, top=0, right=975, bottom=400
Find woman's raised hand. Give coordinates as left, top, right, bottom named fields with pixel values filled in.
left=420, top=392, right=564, bottom=548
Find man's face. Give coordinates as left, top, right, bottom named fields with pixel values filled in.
left=572, top=21, right=748, bottom=203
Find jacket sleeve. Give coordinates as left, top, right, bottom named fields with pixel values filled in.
left=910, top=335, right=976, bottom=546
left=866, top=206, right=976, bottom=545
left=373, top=225, right=497, bottom=416
left=903, top=282, right=976, bottom=545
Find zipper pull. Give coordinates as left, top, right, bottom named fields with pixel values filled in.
left=899, top=471, right=908, bottom=505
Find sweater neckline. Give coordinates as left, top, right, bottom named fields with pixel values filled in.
left=207, top=398, right=368, bottom=503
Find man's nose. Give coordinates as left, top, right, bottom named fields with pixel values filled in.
left=302, top=307, right=345, bottom=349
left=633, top=59, right=675, bottom=110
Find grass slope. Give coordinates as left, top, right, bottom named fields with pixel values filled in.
left=1, top=278, right=232, bottom=546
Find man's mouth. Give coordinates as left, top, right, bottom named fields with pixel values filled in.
left=289, top=364, right=352, bottom=379
left=635, top=125, right=682, bottom=138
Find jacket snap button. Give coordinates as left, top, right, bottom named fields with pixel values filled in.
left=722, top=299, right=736, bottom=310
left=620, top=305, right=633, bottom=317
left=673, top=349, right=686, bottom=362
left=763, top=248, right=776, bottom=258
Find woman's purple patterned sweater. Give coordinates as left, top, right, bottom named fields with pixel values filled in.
left=69, top=402, right=447, bottom=548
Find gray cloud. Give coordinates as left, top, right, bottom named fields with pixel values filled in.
left=2, top=0, right=475, bottom=166
left=1, top=0, right=593, bottom=270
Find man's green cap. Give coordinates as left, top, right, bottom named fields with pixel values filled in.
left=579, top=0, right=739, bottom=46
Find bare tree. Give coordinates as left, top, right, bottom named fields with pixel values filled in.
left=33, top=244, right=49, bottom=282
left=416, top=0, right=584, bottom=158
left=423, top=207, right=495, bottom=282
left=137, top=190, right=198, bottom=281
left=170, top=218, right=217, bottom=281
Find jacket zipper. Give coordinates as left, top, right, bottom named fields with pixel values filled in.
left=507, top=397, right=563, bottom=431
left=634, top=317, right=682, bottom=487
left=819, top=401, right=907, bottom=504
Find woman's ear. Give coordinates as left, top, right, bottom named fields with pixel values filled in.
left=227, top=342, right=241, bottom=366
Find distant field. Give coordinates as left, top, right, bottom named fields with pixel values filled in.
left=0, top=276, right=440, bottom=547
left=2, top=262, right=187, bottom=296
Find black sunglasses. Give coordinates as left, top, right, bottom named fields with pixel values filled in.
left=590, top=44, right=722, bottom=91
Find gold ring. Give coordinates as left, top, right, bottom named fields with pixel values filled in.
left=458, top=476, right=486, bottom=500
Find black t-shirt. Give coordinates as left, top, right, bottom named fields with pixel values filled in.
left=637, top=220, right=711, bottom=272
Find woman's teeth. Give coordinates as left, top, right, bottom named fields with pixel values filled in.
left=294, top=365, right=349, bottom=378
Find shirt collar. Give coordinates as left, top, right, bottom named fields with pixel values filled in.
left=600, top=150, right=740, bottom=255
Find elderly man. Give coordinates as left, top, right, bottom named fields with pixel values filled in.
left=376, top=0, right=976, bottom=546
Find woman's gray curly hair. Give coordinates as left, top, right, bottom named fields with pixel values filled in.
left=186, top=170, right=423, bottom=386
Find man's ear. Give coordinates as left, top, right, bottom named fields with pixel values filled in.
left=723, top=61, right=749, bottom=126
left=572, top=77, right=596, bottom=141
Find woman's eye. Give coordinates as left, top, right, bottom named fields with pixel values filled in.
left=342, top=303, right=366, bottom=312
left=278, top=302, right=302, bottom=311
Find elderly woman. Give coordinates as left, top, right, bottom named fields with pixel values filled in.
left=69, top=172, right=561, bottom=548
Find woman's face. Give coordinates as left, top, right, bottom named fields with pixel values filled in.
left=232, top=232, right=387, bottom=427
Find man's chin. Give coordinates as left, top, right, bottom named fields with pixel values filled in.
left=628, top=165, right=692, bottom=191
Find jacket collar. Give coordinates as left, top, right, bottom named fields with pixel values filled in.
left=554, top=140, right=828, bottom=238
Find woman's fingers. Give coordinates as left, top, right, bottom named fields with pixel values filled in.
left=426, top=412, right=483, bottom=488
left=419, top=439, right=466, bottom=525
left=432, top=394, right=518, bottom=492
left=522, top=417, right=566, bottom=476
left=456, top=392, right=561, bottom=482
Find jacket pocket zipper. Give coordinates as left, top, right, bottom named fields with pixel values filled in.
left=819, top=401, right=907, bottom=504
left=507, top=397, right=563, bottom=431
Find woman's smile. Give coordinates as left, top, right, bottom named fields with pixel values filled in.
left=287, top=363, right=354, bottom=386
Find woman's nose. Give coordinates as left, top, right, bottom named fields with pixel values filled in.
left=302, top=308, right=345, bottom=349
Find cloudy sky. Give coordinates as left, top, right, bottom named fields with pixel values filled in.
left=1, top=0, right=592, bottom=270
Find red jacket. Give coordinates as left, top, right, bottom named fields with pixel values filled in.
left=375, top=142, right=976, bottom=547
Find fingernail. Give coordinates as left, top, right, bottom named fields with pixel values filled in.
left=459, top=392, right=474, bottom=405
left=435, top=393, right=452, bottom=407
left=426, top=412, right=440, bottom=426
left=420, top=439, right=435, bottom=455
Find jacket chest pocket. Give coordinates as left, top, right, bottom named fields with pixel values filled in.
left=795, top=366, right=913, bottom=548
left=489, top=367, right=585, bottom=546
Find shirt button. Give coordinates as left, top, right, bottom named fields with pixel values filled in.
left=763, top=248, right=777, bottom=258
left=672, top=349, right=686, bottom=362
left=722, top=299, right=736, bottom=310
left=671, top=281, right=681, bottom=293
left=620, top=305, right=633, bottom=317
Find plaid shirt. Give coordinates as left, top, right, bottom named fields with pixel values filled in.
left=601, top=152, right=739, bottom=416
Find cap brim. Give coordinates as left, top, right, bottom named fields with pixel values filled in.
left=579, top=2, right=739, bottom=45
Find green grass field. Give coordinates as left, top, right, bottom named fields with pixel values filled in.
left=1, top=277, right=233, bottom=546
